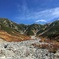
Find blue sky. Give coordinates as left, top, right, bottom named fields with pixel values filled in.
left=0, top=0, right=59, bottom=24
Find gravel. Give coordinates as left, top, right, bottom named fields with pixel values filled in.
left=0, top=38, right=57, bottom=59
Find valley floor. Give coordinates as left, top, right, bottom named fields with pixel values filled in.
left=0, top=38, right=59, bottom=59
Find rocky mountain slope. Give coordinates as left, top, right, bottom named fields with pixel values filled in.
left=0, top=18, right=59, bottom=41
left=0, top=18, right=31, bottom=42
left=0, top=18, right=40, bottom=35
left=0, top=18, right=28, bottom=34
left=37, top=20, right=59, bottom=41
left=0, top=18, right=59, bottom=59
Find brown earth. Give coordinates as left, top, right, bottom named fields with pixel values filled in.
left=0, top=30, right=31, bottom=42
left=32, top=37, right=59, bottom=53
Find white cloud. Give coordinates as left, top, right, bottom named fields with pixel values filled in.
left=16, top=7, right=59, bottom=23
left=36, top=19, right=47, bottom=23
left=52, top=8, right=59, bottom=17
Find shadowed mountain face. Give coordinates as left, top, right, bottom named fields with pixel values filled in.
left=0, top=18, right=59, bottom=41
left=37, top=20, right=59, bottom=41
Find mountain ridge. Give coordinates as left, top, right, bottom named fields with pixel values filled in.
left=0, top=18, right=59, bottom=42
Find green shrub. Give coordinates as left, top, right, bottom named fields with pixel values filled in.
left=27, top=30, right=34, bottom=35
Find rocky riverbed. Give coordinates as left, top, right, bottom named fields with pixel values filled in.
left=0, top=38, right=58, bottom=59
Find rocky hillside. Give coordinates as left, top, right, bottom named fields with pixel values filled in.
left=0, top=18, right=59, bottom=41
left=37, top=20, right=59, bottom=41
left=0, top=18, right=31, bottom=42
left=0, top=18, right=28, bottom=34
left=0, top=18, right=44, bottom=35
left=0, top=18, right=59, bottom=59
left=26, top=24, right=43, bottom=35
